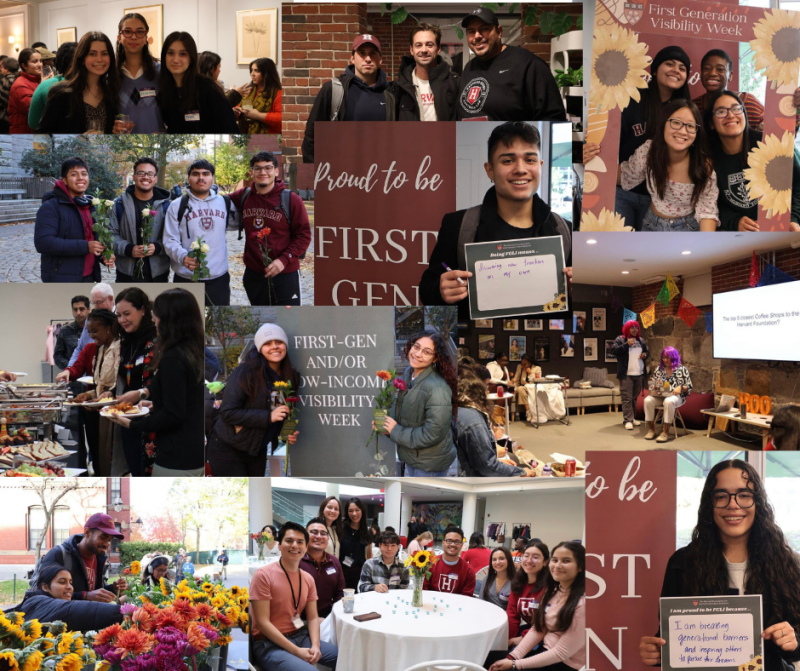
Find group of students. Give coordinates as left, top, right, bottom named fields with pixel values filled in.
left=52, top=282, right=205, bottom=476
left=0, top=14, right=281, bottom=134
left=33, top=151, right=311, bottom=307
left=301, top=8, right=566, bottom=163
left=583, top=46, right=800, bottom=232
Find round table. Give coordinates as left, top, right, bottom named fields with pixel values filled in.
left=487, top=392, right=514, bottom=435
left=247, top=556, right=280, bottom=577
left=326, top=589, right=508, bottom=671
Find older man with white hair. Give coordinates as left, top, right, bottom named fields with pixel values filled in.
left=66, top=283, right=116, bottom=367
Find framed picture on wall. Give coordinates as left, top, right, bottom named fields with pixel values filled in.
left=560, top=335, right=575, bottom=358
left=584, top=338, right=598, bottom=361
left=475, top=319, right=493, bottom=328
left=549, top=319, right=564, bottom=330
left=478, top=335, right=495, bottom=360
left=509, top=336, right=526, bottom=361
left=592, top=308, right=607, bottom=332
left=56, top=27, right=77, bottom=48
left=124, top=5, right=164, bottom=54
left=236, top=7, right=279, bottom=64
left=524, top=319, right=543, bottom=331
left=573, top=311, right=586, bottom=333
left=605, top=340, right=617, bottom=363
left=503, top=319, right=519, bottom=331
left=534, top=337, right=550, bottom=363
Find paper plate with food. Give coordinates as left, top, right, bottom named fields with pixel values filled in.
left=101, top=402, right=149, bottom=418
left=65, top=397, right=117, bottom=408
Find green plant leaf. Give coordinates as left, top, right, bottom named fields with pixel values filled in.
left=391, top=7, right=408, bottom=24
left=523, top=5, right=538, bottom=25
left=551, top=12, right=574, bottom=36
left=576, top=13, right=583, bottom=30
left=509, top=3, right=520, bottom=14
left=455, top=25, right=464, bottom=40
left=538, top=10, right=555, bottom=34
left=481, top=3, right=499, bottom=10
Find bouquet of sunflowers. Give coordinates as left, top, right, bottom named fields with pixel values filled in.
left=404, top=549, right=438, bottom=608
left=0, top=611, right=94, bottom=671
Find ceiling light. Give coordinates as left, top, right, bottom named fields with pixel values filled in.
left=586, top=239, right=597, bottom=245
left=622, top=271, right=629, bottom=275
left=681, top=251, right=691, bottom=255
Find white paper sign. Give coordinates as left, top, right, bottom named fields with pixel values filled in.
left=668, top=614, right=755, bottom=668
left=475, top=255, right=558, bottom=312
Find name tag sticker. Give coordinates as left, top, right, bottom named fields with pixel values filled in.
left=291, top=615, right=304, bottom=630
left=449, top=573, right=459, bottom=580
left=326, top=567, right=337, bottom=575
left=185, top=111, right=200, bottom=121
left=139, top=88, right=156, bottom=98
left=343, top=557, right=354, bottom=567
left=389, top=575, right=400, bottom=584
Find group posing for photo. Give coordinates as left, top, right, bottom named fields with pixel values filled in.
left=0, top=14, right=281, bottom=134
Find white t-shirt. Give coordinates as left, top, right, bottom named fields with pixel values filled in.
left=627, top=345, right=644, bottom=377
left=412, top=70, right=437, bottom=122
left=726, top=557, right=747, bottom=593
left=263, top=542, right=281, bottom=557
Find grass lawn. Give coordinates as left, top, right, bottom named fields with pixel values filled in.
left=0, top=578, right=27, bottom=607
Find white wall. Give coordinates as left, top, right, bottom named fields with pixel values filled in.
left=36, top=0, right=280, bottom=90
left=482, top=488, right=584, bottom=551
left=0, top=282, right=205, bottom=382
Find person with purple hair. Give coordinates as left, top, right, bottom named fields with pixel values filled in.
left=644, top=347, right=693, bottom=442
left=612, top=320, right=649, bottom=431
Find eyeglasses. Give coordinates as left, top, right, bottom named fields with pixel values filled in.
left=252, top=166, right=275, bottom=174
left=120, top=29, right=148, bottom=38
left=134, top=171, right=156, bottom=178
left=308, top=530, right=329, bottom=537
left=443, top=539, right=462, bottom=546
left=411, top=343, right=435, bottom=358
left=712, top=491, right=755, bottom=508
left=713, top=104, right=744, bottom=119
left=667, top=118, right=699, bottom=134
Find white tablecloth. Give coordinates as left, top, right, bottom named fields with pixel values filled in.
left=247, top=557, right=280, bottom=577
left=326, top=589, right=508, bottom=671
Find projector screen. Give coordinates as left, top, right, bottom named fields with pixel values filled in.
left=713, top=282, right=800, bottom=361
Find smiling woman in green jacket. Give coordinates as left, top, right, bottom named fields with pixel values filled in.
left=379, top=330, right=457, bottom=477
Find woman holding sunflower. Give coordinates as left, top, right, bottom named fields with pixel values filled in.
left=639, top=460, right=800, bottom=671
left=340, top=497, right=373, bottom=589
left=207, top=323, right=300, bottom=476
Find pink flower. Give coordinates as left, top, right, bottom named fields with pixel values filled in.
left=149, top=210, right=158, bottom=217
left=393, top=378, right=406, bottom=391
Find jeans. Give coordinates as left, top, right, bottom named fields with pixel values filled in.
left=173, top=271, right=231, bottom=306
left=619, top=375, right=644, bottom=423
left=644, top=394, right=685, bottom=424
left=243, top=268, right=302, bottom=306
left=642, top=209, right=700, bottom=232
left=614, top=187, right=650, bottom=231
left=253, top=630, right=338, bottom=671
left=405, top=465, right=450, bottom=477
left=206, top=433, right=268, bottom=477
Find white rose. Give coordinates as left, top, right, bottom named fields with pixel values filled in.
left=141, top=208, right=151, bottom=218
left=104, top=200, right=114, bottom=207
left=92, top=198, right=101, bottom=206
left=200, top=243, right=210, bottom=253
left=190, top=241, right=199, bottom=250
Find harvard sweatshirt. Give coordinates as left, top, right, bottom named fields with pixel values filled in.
left=423, top=557, right=476, bottom=597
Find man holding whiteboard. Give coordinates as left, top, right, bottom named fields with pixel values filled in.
left=419, top=121, right=572, bottom=320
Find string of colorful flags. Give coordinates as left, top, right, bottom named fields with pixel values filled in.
left=608, top=252, right=796, bottom=333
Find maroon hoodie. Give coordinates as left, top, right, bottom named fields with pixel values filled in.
left=55, top=180, right=95, bottom=277
left=229, top=179, right=311, bottom=275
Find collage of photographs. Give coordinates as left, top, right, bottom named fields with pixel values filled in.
left=0, top=0, right=798, bottom=670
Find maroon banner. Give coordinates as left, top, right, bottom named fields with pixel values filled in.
left=585, top=451, right=677, bottom=671
left=314, top=122, right=457, bottom=306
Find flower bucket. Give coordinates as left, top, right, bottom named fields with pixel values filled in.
left=373, top=408, right=388, bottom=432
left=280, top=418, right=298, bottom=442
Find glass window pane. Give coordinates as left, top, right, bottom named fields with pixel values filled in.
left=765, top=453, right=800, bottom=551
left=53, top=507, right=70, bottom=546
left=550, top=123, right=573, bottom=224
left=29, top=506, right=46, bottom=551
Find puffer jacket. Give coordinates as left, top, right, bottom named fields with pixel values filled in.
left=456, top=406, right=524, bottom=477
left=395, top=55, right=459, bottom=121
left=390, top=365, right=456, bottom=472
left=17, top=593, right=123, bottom=631
left=109, top=184, right=171, bottom=278
left=0, top=71, right=19, bottom=122
left=8, top=71, right=39, bottom=133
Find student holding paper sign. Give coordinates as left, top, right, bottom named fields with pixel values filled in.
left=639, top=460, right=800, bottom=671
left=420, top=121, right=572, bottom=320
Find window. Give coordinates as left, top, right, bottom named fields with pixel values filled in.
left=549, top=122, right=574, bottom=225
left=28, top=506, right=47, bottom=551
left=111, top=523, right=123, bottom=553
left=53, top=506, right=70, bottom=546
left=764, top=453, right=800, bottom=551
left=110, top=478, right=121, bottom=503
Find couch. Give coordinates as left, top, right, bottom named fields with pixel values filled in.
left=566, top=367, right=621, bottom=415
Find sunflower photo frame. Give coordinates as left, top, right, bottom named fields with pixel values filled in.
left=582, top=0, right=800, bottom=231
left=236, top=7, right=278, bottom=64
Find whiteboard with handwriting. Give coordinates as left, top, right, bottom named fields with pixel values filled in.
left=474, top=255, right=558, bottom=312
left=668, top=614, right=754, bottom=668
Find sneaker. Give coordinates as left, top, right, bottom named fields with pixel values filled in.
left=633, top=420, right=642, bottom=426
left=656, top=433, right=670, bottom=443
left=624, top=422, right=633, bottom=430
left=644, top=430, right=656, bottom=440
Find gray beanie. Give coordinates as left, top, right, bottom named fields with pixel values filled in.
left=254, top=323, right=289, bottom=352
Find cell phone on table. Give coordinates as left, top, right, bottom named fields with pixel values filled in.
left=353, top=612, right=382, bottom=622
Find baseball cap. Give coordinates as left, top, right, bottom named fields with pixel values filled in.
left=85, top=513, right=124, bottom=539
left=352, top=34, right=382, bottom=53
left=35, top=46, right=57, bottom=60
left=462, top=7, right=500, bottom=28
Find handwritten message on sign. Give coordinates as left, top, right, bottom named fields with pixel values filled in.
left=661, top=595, right=763, bottom=671
left=474, top=255, right=557, bottom=312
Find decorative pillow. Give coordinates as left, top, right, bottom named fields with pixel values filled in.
left=583, top=367, right=615, bottom=388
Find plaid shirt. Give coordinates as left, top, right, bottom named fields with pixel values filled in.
left=357, top=556, right=410, bottom=592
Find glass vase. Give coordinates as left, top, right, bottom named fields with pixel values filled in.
left=412, top=574, right=423, bottom=607
left=257, top=544, right=264, bottom=561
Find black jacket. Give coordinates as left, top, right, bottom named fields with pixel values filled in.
left=395, top=55, right=459, bottom=121
left=40, top=535, right=117, bottom=600
left=54, top=321, right=84, bottom=370
left=128, top=348, right=204, bottom=470
left=158, top=75, right=239, bottom=134
left=211, top=359, right=285, bottom=458
left=36, top=83, right=116, bottom=133
left=659, top=546, right=800, bottom=671
left=611, top=334, right=649, bottom=380
left=302, top=68, right=396, bottom=163
left=19, top=592, right=123, bottom=631
left=419, top=188, right=572, bottom=320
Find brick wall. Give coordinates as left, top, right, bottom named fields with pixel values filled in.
left=712, top=247, right=800, bottom=295
left=368, top=11, right=416, bottom=81
left=632, top=278, right=684, bottom=317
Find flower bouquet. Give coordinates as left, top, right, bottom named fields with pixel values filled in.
left=0, top=610, right=95, bottom=671
left=366, top=370, right=405, bottom=455
left=250, top=530, right=273, bottom=561
left=91, top=189, right=116, bottom=266
left=187, top=237, right=211, bottom=282
left=404, top=550, right=438, bottom=608
left=135, top=208, right=158, bottom=279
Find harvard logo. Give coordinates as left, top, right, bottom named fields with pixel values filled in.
left=254, top=218, right=264, bottom=229
left=518, top=598, right=539, bottom=621
left=693, top=600, right=699, bottom=606
left=438, top=574, right=457, bottom=592
left=461, top=77, right=490, bottom=113
left=201, top=217, right=213, bottom=230
left=497, top=244, right=503, bottom=251
left=633, top=123, right=645, bottom=137
left=624, top=1, right=644, bottom=25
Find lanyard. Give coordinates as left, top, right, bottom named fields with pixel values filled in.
left=279, top=559, right=302, bottom=616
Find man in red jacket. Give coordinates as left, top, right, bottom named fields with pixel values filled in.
left=229, top=151, right=312, bottom=306
left=424, top=525, right=476, bottom=597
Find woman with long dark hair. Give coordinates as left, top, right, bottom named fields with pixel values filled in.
left=611, top=320, right=648, bottom=431
left=704, top=90, right=800, bottom=232
left=481, top=546, right=517, bottom=609
left=37, top=32, right=119, bottom=133
left=643, top=346, right=692, bottom=443
left=378, top=330, right=457, bottom=477
left=109, top=288, right=205, bottom=476
left=8, top=48, right=42, bottom=133
left=508, top=541, right=550, bottom=645
left=115, top=13, right=163, bottom=133
left=233, top=57, right=282, bottom=134
left=462, top=532, right=492, bottom=571
left=640, top=460, right=800, bottom=671
left=157, top=32, right=238, bottom=133
left=207, top=323, right=301, bottom=477
left=198, top=51, right=251, bottom=105
left=318, top=496, right=342, bottom=556
left=340, top=497, right=373, bottom=589
left=618, top=99, right=718, bottom=231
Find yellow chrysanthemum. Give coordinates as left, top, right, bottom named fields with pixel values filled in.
left=21, top=650, right=43, bottom=671
left=216, top=635, right=233, bottom=646
left=129, top=561, right=141, bottom=576
left=590, top=23, right=651, bottom=112
left=57, top=632, right=75, bottom=655
left=0, top=650, right=19, bottom=670
left=750, top=9, right=800, bottom=88
left=54, top=653, right=82, bottom=671
left=744, top=131, right=795, bottom=215
left=580, top=207, right=632, bottom=232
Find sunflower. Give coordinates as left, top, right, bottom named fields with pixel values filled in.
left=54, top=654, right=82, bottom=671
left=413, top=551, right=431, bottom=569
left=750, top=9, right=800, bottom=88
left=18, top=619, right=42, bottom=644
left=590, top=23, right=650, bottom=112
left=229, top=586, right=240, bottom=597
left=0, top=651, right=19, bottom=670
left=237, top=595, right=248, bottom=608
left=159, top=577, right=172, bottom=597
left=20, top=650, right=43, bottom=671
left=580, top=207, right=632, bottom=232
left=56, top=632, right=75, bottom=655
left=744, top=131, right=795, bottom=215
left=129, top=561, right=141, bottom=576
left=201, top=582, right=214, bottom=593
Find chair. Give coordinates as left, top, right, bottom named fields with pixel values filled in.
left=403, top=661, right=487, bottom=671
left=654, top=406, right=688, bottom=439
left=472, top=566, right=490, bottom=597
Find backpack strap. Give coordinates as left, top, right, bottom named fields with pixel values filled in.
left=237, top=187, right=252, bottom=241
left=456, top=205, right=482, bottom=271
left=114, top=198, right=124, bottom=226
left=330, top=78, right=344, bottom=121
left=223, top=195, right=232, bottom=226
left=176, top=194, right=192, bottom=239
left=280, top=189, right=292, bottom=226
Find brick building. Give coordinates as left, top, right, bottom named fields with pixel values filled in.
left=0, top=478, right=131, bottom=566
